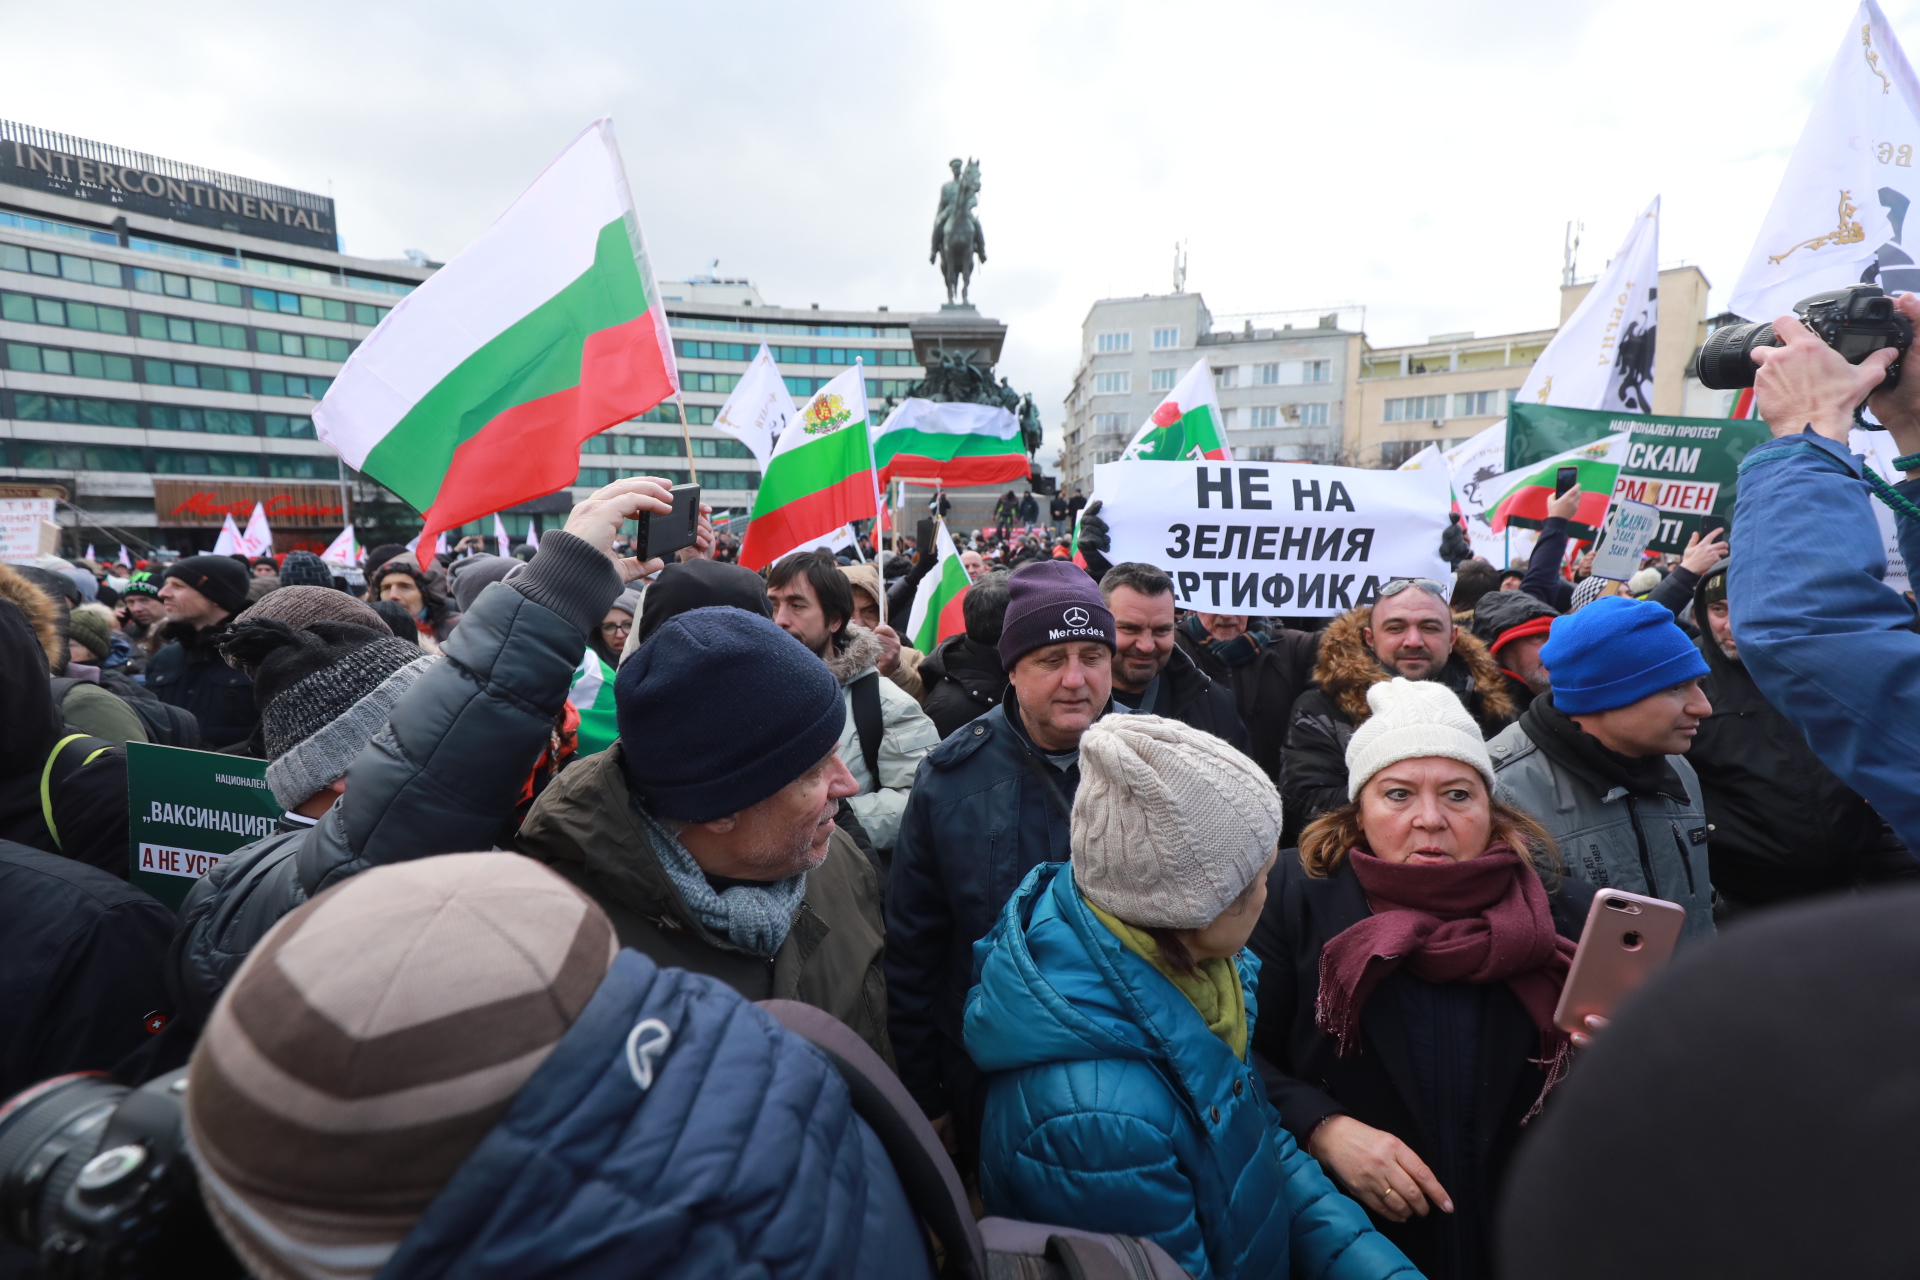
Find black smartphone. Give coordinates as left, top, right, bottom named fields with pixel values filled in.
left=1555, top=465, right=1579, bottom=498
left=635, top=483, right=701, bottom=561
left=1698, top=514, right=1727, bottom=539
left=916, top=518, right=936, bottom=565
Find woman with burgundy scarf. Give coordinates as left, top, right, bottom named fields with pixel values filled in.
left=1250, top=678, right=1595, bottom=1280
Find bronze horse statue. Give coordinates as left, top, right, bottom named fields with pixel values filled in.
left=931, top=157, right=985, bottom=306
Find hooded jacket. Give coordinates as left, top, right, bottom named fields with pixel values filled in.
left=167, top=532, right=621, bottom=1037
left=516, top=743, right=893, bottom=1063
left=918, top=633, right=1009, bottom=739
left=145, top=616, right=258, bottom=750
left=824, top=624, right=941, bottom=852
left=1686, top=574, right=1916, bottom=906
left=839, top=562, right=926, bottom=701
left=1281, top=607, right=1516, bottom=837
left=1468, top=589, right=1559, bottom=716
left=1175, top=619, right=1322, bottom=783
left=379, top=949, right=933, bottom=1280
left=966, top=862, right=1418, bottom=1280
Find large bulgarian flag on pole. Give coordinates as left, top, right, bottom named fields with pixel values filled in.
left=1487, top=433, right=1631, bottom=540
left=738, top=365, right=877, bottom=570
left=1120, top=357, right=1227, bottom=461
left=907, top=520, right=971, bottom=651
left=873, top=399, right=1030, bottom=487
left=314, top=119, right=678, bottom=549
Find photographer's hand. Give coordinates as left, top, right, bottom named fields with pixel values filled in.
left=1752, top=314, right=1899, bottom=445
left=1868, top=293, right=1920, bottom=478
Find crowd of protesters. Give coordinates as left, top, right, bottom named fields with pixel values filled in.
left=2, top=303, right=1920, bottom=1280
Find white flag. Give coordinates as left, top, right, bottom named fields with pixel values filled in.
left=1731, top=2, right=1920, bottom=321
left=713, top=344, right=793, bottom=471
left=525, top=524, right=541, bottom=551
left=118, top=544, right=130, bottom=568
left=407, top=529, right=448, bottom=559
left=237, top=502, right=273, bottom=559
left=85, top=543, right=96, bottom=562
left=1519, top=197, right=1661, bottom=413
left=320, top=525, right=357, bottom=569
left=211, top=514, right=242, bottom=556
left=493, top=515, right=511, bottom=557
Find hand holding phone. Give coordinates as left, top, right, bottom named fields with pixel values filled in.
left=635, top=484, right=702, bottom=562
left=1553, top=889, right=1686, bottom=1038
left=1555, top=465, right=1580, bottom=498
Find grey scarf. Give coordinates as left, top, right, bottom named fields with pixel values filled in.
left=637, top=807, right=806, bottom=957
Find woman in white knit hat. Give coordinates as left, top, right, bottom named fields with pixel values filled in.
left=964, top=715, right=1418, bottom=1280
left=1249, top=678, right=1596, bottom=1280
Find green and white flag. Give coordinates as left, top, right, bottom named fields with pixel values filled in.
left=1121, top=357, right=1228, bottom=461
left=907, top=520, right=971, bottom=652
left=568, top=647, right=619, bottom=757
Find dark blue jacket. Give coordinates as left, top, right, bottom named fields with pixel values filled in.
left=966, top=863, right=1418, bottom=1280
left=1728, top=430, right=1920, bottom=849
left=381, top=949, right=933, bottom=1280
left=885, top=692, right=1082, bottom=1116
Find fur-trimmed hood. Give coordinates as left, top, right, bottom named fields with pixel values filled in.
left=1311, top=604, right=1516, bottom=729
left=822, top=622, right=885, bottom=686
left=0, top=564, right=64, bottom=672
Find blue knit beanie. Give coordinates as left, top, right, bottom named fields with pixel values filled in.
left=615, top=606, right=845, bottom=821
left=1541, top=595, right=1710, bottom=715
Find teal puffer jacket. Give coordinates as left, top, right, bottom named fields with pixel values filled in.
left=964, top=863, right=1421, bottom=1280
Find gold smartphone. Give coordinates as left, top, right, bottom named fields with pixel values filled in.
left=1553, top=890, right=1687, bottom=1036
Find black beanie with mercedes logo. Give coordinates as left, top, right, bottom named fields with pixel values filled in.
left=996, top=560, right=1115, bottom=669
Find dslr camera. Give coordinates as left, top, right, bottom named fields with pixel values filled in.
left=0, top=1069, right=241, bottom=1278
left=1694, top=283, right=1913, bottom=405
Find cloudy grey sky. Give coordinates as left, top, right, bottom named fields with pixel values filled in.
left=1, top=0, right=1908, bottom=457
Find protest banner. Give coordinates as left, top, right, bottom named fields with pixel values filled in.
left=127, top=742, right=284, bottom=910
left=1590, top=498, right=1662, bottom=582
left=0, top=497, right=56, bottom=563
left=1090, top=460, right=1454, bottom=615
left=1506, top=403, right=1773, bottom=553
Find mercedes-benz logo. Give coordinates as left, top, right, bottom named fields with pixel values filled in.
left=1063, top=607, right=1090, bottom=627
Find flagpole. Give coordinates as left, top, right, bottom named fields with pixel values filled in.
left=856, top=358, right=885, bottom=631
left=673, top=393, right=701, bottom=488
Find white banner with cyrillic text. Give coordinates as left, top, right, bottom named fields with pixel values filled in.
left=1091, top=461, right=1455, bottom=615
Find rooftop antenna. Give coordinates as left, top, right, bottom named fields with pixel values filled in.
left=1561, top=220, right=1583, bottom=288
left=1172, top=240, right=1188, bottom=294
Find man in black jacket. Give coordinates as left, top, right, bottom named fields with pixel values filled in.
left=1175, top=611, right=1322, bottom=784
left=1101, top=561, right=1249, bottom=751
left=1687, top=567, right=1917, bottom=915
left=167, top=478, right=671, bottom=1036
left=919, top=569, right=1013, bottom=739
left=147, top=554, right=257, bottom=750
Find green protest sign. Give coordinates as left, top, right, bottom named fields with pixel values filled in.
left=1506, top=403, right=1773, bottom=554
left=127, top=741, right=283, bottom=910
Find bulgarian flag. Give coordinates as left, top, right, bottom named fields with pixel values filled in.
left=314, top=119, right=678, bottom=550
left=1487, top=433, right=1632, bottom=540
left=873, top=399, right=1030, bottom=487
left=738, top=365, right=877, bottom=570
left=1120, top=357, right=1228, bottom=461
left=907, top=521, right=971, bottom=651
left=567, top=648, right=619, bottom=757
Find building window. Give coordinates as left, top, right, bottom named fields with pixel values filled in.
left=1093, top=371, right=1131, bottom=395
left=635, top=403, right=718, bottom=425
left=1383, top=395, right=1446, bottom=422
left=1300, top=402, right=1329, bottom=427
left=1248, top=405, right=1279, bottom=428
left=10, top=393, right=140, bottom=428
left=150, top=406, right=255, bottom=435
left=1150, top=368, right=1177, bottom=391
left=1214, top=365, right=1237, bottom=389
left=259, top=372, right=333, bottom=399
left=1234, top=445, right=1277, bottom=461
left=6, top=342, right=136, bottom=382
left=1505, top=387, right=1523, bottom=407
left=1454, top=390, right=1500, bottom=417
left=1220, top=408, right=1237, bottom=430
left=1092, top=412, right=1129, bottom=436
left=1096, top=331, right=1131, bottom=353
left=2, top=291, right=131, bottom=336
left=1303, top=360, right=1331, bottom=383
left=1094, top=450, right=1123, bottom=464
left=1151, top=327, right=1179, bottom=349
left=257, top=331, right=354, bottom=362
left=264, top=414, right=317, bottom=438
left=14, top=441, right=146, bottom=471
left=1379, top=441, right=1426, bottom=468
left=1255, top=363, right=1279, bottom=385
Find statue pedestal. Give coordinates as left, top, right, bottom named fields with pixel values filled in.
left=911, top=307, right=1006, bottom=372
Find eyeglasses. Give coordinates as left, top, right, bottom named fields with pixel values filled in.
left=1379, top=578, right=1450, bottom=600
left=601, top=619, right=632, bottom=636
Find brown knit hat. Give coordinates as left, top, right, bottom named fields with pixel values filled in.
left=185, top=853, right=618, bottom=1280
left=232, top=586, right=386, bottom=639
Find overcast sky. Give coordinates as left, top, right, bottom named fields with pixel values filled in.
left=1, top=0, right=1908, bottom=458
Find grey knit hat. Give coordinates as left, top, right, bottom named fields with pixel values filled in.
left=1070, top=714, right=1282, bottom=930
left=219, top=618, right=435, bottom=808
left=276, top=549, right=334, bottom=589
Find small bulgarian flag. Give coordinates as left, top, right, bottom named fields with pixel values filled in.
left=907, top=521, right=971, bottom=652
left=314, top=120, right=678, bottom=550
left=1487, top=433, right=1632, bottom=540
left=738, top=365, right=878, bottom=570
left=1120, top=357, right=1228, bottom=461
left=873, top=398, right=1030, bottom=487
left=568, top=647, right=619, bottom=757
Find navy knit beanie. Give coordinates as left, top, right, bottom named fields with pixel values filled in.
left=1541, top=595, right=1709, bottom=715
left=996, top=560, right=1115, bottom=670
left=615, top=606, right=844, bottom=821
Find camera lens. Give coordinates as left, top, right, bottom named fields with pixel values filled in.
left=0, top=1073, right=124, bottom=1249
left=1695, top=321, right=1778, bottom=389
